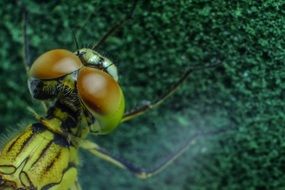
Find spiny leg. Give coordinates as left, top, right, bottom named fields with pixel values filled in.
left=81, top=125, right=229, bottom=178
left=122, top=63, right=221, bottom=123
left=92, top=0, right=139, bottom=50
left=80, top=135, right=198, bottom=179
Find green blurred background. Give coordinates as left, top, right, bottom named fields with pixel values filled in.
left=0, top=0, right=284, bottom=189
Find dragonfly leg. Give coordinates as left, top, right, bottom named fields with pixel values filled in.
left=80, top=136, right=198, bottom=179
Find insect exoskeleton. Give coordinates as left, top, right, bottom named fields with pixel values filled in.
left=77, top=67, right=125, bottom=134
left=76, top=48, right=119, bottom=81
left=29, top=49, right=83, bottom=80
left=28, top=48, right=125, bottom=134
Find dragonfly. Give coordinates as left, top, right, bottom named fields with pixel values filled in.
left=0, top=1, right=223, bottom=189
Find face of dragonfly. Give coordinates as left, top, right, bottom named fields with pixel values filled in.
left=27, top=48, right=125, bottom=135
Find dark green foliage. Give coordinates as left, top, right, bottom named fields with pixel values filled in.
left=0, top=0, right=284, bottom=189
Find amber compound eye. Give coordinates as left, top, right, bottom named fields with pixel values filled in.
left=29, top=49, right=83, bottom=79
left=77, top=67, right=125, bottom=134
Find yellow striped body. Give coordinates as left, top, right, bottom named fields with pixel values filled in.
left=0, top=122, right=79, bottom=190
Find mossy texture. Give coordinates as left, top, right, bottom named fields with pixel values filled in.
left=0, top=0, right=284, bottom=189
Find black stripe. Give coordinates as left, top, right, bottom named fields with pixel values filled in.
left=45, top=151, right=61, bottom=173
left=14, top=131, right=34, bottom=158
left=6, top=135, right=20, bottom=153
left=31, top=140, right=53, bottom=168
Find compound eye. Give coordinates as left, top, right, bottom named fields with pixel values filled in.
left=77, top=67, right=125, bottom=134
left=30, top=49, right=83, bottom=79
left=77, top=67, right=122, bottom=114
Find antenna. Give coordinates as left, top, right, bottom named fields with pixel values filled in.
left=72, top=30, right=80, bottom=53
left=92, top=0, right=139, bottom=50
